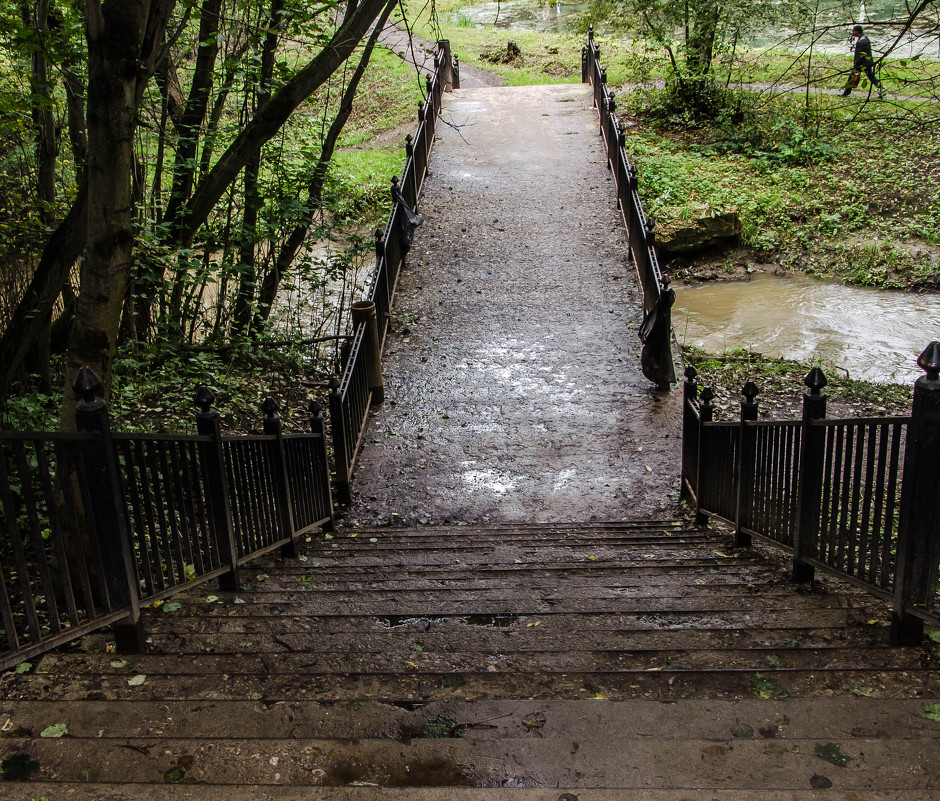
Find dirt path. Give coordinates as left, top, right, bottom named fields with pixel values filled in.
left=343, top=84, right=682, bottom=528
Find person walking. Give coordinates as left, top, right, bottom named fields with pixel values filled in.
left=842, top=24, right=885, bottom=97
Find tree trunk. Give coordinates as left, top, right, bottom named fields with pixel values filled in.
left=232, top=0, right=283, bottom=334
left=61, top=0, right=175, bottom=428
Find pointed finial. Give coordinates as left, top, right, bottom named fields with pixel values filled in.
left=804, top=366, right=828, bottom=395
left=917, top=341, right=940, bottom=381
left=307, top=399, right=322, bottom=417
left=700, top=386, right=715, bottom=405
left=329, top=376, right=341, bottom=393
left=684, top=364, right=698, bottom=382
left=261, top=396, right=279, bottom=422
left=742, top=380, right=759, bottom=403
left=72, top=366, right=103, bottom=404
left=195, top=385, right=215, bottom=414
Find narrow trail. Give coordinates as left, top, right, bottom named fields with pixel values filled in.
left=344, top=83, right=681, bottom=528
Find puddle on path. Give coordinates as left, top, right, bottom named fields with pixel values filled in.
left=675, top=272, right=940, bottom=384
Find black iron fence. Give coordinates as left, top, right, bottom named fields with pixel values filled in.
left=682, top=342, right=940, bottom=645
left=329, top=40, right=455, bottom=503
left=583, top=26, right=676, bottom=389
left=0, top=368, right=333, bottom=672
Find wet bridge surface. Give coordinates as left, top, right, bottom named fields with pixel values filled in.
left=347, top=83, right=680, bottom=527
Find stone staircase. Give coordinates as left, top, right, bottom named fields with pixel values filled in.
left=1, top=520, right=938, bottom=797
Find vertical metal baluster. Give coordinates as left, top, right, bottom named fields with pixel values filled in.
left=149, top=442, right=178, bottom=586
left=847, top=424, right=866, bottom=576
left=820, top=425, right=836, bottom=564
left=167, top=442, right=201, bottom=581
left=831, top=426, right=847, bottom=571
left=119, top=440, right=155, bottom=597
left=34, top=441, right=80, bottom=626
left=13, top=440, right=62, bottom=635
left=880, top=423, right=903, bottom=590
left=157, top=442, right=187, bottom=584
left=182, top=440, right=208, bottom=574
left=858, top=424, right=879, bottom=583
left=53, top=439, right=97, bottom=616
left=134, top=439, right=164, bottom=591
left=0, top=453, right=39, bottom=644
left=869, top=424, right=889, bottom=586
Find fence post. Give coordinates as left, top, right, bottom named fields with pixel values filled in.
left=72, top=367, right=144, bottom=653
left=437, top=40, right=454, bottom=92
left=262, top=397, right=298, bottom=559
left=328, top=376, right=351, bottom=506
left=695, top=386, right=714, bottom=526
left=681, top=365, right=699, bottom=503
left=309, top=400, right=335, bottom=532
left=734, top=381, right=759, bottom=548
left=351, top=300, right=385, bottom=405
left=453, top=54, right=460, bottom=89
left=891, top=342, right=940, bottom=645
left=792, top=367, right=828, bottom=583
left=194, top=386, right=240, bottom=591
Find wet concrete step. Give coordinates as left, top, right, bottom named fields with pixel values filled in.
left=8, top=666, right=935, bottom=703
left=140, top=607, right=882, bottom=633
left=5, top=698, right=936, bottom=741
left=3, top=734, right=936, bottom=789
left=143, top=626, right=892, bottom=655
left=27, top=644, right=930, bottom=677
left=5, top=789, right=940, bottom=801
left=149, top=598, right=878, bottom=617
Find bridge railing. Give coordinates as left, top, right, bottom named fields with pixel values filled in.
left=329, top=41, right=451, bottom=503
left=682, top=342, right=940, bottom=645
left=583, top=26, right=676, bottom=389
left=0, top=369, right=333, bottom=672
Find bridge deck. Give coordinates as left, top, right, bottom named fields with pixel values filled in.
left=348, top=84, right=680, bottom=527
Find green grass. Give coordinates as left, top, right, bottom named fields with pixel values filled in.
left=621, top=91, right=940, bottom=289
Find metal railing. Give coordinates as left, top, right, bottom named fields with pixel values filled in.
left=583, top=26, right=676, bottom=389
left=0, top=368, right=333, bottom=671
left=682, top=342, right=940, bottom=645
left=330, top=40, right=454, bottom=503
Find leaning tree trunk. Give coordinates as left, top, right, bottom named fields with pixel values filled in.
left=62, top=0, right=174, bottom=428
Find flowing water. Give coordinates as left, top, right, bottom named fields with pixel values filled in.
left=674, top=272, right=940, bottom=385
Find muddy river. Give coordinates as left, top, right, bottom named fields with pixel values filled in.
left=674, top=272, right=940, bottom=385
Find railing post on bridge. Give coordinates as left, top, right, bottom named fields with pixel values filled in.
left=694, top=386, right=715, bottom=526
left=308, top=400, right=335, bottom=532
left=792, top=367, right=828, bottom=584
left=73, top=367, right=145, bottom=653
left=437, top=40, right=454, bottom=92
left=453, top=54, right=460, bottom=89
left=891, top=342, right=940, bottom=645
left=195, top=386, right=241, bottom=592
left=351, top=301, right=385, bottom=406
left=262, top=397, right=299, bottom=559
left=581, top=46, right=588, bottom=83
left=328, top=376, right=351, bottom=507
left=681, top=365, right=699, bottom=503
left=734, top=381, right=759, bottom=548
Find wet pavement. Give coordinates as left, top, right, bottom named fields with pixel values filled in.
left=344, top=84, right=682, bottom=527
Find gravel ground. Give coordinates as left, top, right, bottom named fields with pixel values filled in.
left=342, top=84, right=682, bottom=528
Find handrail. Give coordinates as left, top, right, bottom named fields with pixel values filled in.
left=0, top=375, right=334, bottom=672
left=583, top=25, right=676, bottom=389
left=329, top=40, right=452, bottom=504
left=681, top=342, right=940, bottom=645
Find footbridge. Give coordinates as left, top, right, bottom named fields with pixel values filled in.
left=1, top=38, right=939, bottom=797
